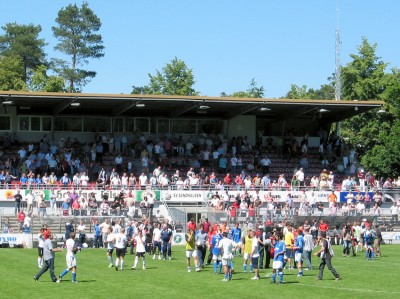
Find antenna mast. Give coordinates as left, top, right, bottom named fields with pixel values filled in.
left=335, top=0, right=342, bottom=101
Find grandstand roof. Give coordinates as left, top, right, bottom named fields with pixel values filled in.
left=0, top=91, right=383, bottom=122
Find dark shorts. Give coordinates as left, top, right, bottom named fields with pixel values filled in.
left=107, top=249, right=114, bottom=255
left=251, top=257, right=259, bottom=269
left=136, top=252, right=146, bottom=258
left=116, top=248, right=125, bottom=258
left=38, top=247, right=43, bottom=257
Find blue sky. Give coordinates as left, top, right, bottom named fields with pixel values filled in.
left=1, top=0, right=399, bottom=97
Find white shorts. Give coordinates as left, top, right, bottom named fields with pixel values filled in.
left=272, top=261, right=283, bottom=270
left=294, top=252, right=302, bottom=263
left=236, top=241, right=243, bottom=247
left=66, top=252, right=77, bottom=268
left=186, top=250, right=197, bottom=258
left=212, top=254, right=221, bottom=261
left=222, top=257, right=232, bottom=266
left=244, top=252, right=251, bottom=260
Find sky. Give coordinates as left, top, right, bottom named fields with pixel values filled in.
left=1, top=0, right=399, bottom=98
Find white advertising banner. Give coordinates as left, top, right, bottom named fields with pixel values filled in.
left=0, top=233, right=32, bottom=248
left=163, top=190, right=205, bottom=202
left=206, top=190, right=335, bottom=203
left=382, top=232, right=400, bottom=244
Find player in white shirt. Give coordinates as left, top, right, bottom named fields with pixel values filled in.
left=250, top=230, right=260, bottom=280
left=114, top=228, right=127, bottom=271
left=37, top=229, right=45, bottom=268
left=218, top=232, right=234, bottom=281
left=105, top=227, right=115, bottom=267
left=112, top=219, right=122, bottom=234
left=58, top=232, right=78, bottom=283
left=152, top=223, right=162, bottom=260
left=131, top=230, right=147, bottom=270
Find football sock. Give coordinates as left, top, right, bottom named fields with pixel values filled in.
left=213, top=261, right=218, bottom=273
left=120, top=260, right=124, bottom=269
left=72, top=272, right=76, bottom=282
left=243, top=264, right=247, bottom=272
left=115, top=258, right=119, bottom=267
left=272, top=273, right=276, bottom=282
left=60, top=269, right=69, bottom=278
left=279, top=272, right=284, bottom=283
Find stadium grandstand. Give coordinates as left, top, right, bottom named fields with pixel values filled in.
left=2, top=91, right=400, bottom=248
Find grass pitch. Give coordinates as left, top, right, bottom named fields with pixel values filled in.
left=1, top=245, right=399, bottom=299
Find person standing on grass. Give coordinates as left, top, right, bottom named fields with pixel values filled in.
left=160, top=224, right=173, bottom=260
left=114, top=228, right=127, bottom=271
left=302, top=228, right=314, bottom=271
left=250, top=230, right=260, bottom=280
left=37, top=228, right=45, bottom=268
left=292, top=228, right=304, bottom=277
left=195, top=224, right=208, bottom=269
left=218, top=231, right=234, bottom=281
left=284, top=225, right=294, bottom=269
left=185, top=228, right=199, bottom=272
left=271, top=232, right=286, bottom=284
left=34, top=231, right=63, bottom=282
left=105, top=227, right=115, bottom=267
left=242, top=229, right=253, bottom=273
left=313, top=231, right=341, bottom=281
left=132, top=230, right=147, bottom=270
left=152, top=222, right=162, bottom=260
left=211, top=228, right=223, bottom=274
left=231, top=222, right=242, bottom=256
left=58, top=232, right=78, bottom=283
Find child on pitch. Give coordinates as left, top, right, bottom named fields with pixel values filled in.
left=58, top=232, right=79, bottom=283
left=105, top=227, right=115, bottom=267
left=218, top=231, right=234, bottom=281
left=364, top=230, right=375, bottom=260
left=242, top=229, right=253, bottom=273
left=292, top=228, right=304, bottom=277
left=211, top=228, right=223, bottom=274
left=132, top=230, right=147, bottom=270
left=271, top=232, right=286, bottom=284
left=114, top=228, right=127, bottom=271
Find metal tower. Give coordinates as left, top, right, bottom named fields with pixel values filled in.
left=335, top=1, right=342, bottom=101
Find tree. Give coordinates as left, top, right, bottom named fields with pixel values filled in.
left=0, top=23, right=47, bottom=82
left=29, top=65, right=65, bottom=92
left=339, top=38, right=400, bottom=177
left=339, top=38, right=388, bottom=152
left=52, top=2, right=104, bottom=92
left=132, top=57, right=199, bottom=96
left=222, top=78, right=265, bottom=98
left=285, top=84, right=334, bottom=99
left=0, top=55, right=27, bottom=91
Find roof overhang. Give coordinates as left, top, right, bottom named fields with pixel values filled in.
left=0, top=91, right=383, bottom=122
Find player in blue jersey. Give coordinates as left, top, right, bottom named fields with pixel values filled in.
left=292, top=228, right=304, bottom=276
left=211, top=229, right=223, bottom=274
left=364, top=229, right=375, bottom=260
left=271, top=232, right=286, bottom=284
left=231, top=223, right=242, bottom=256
